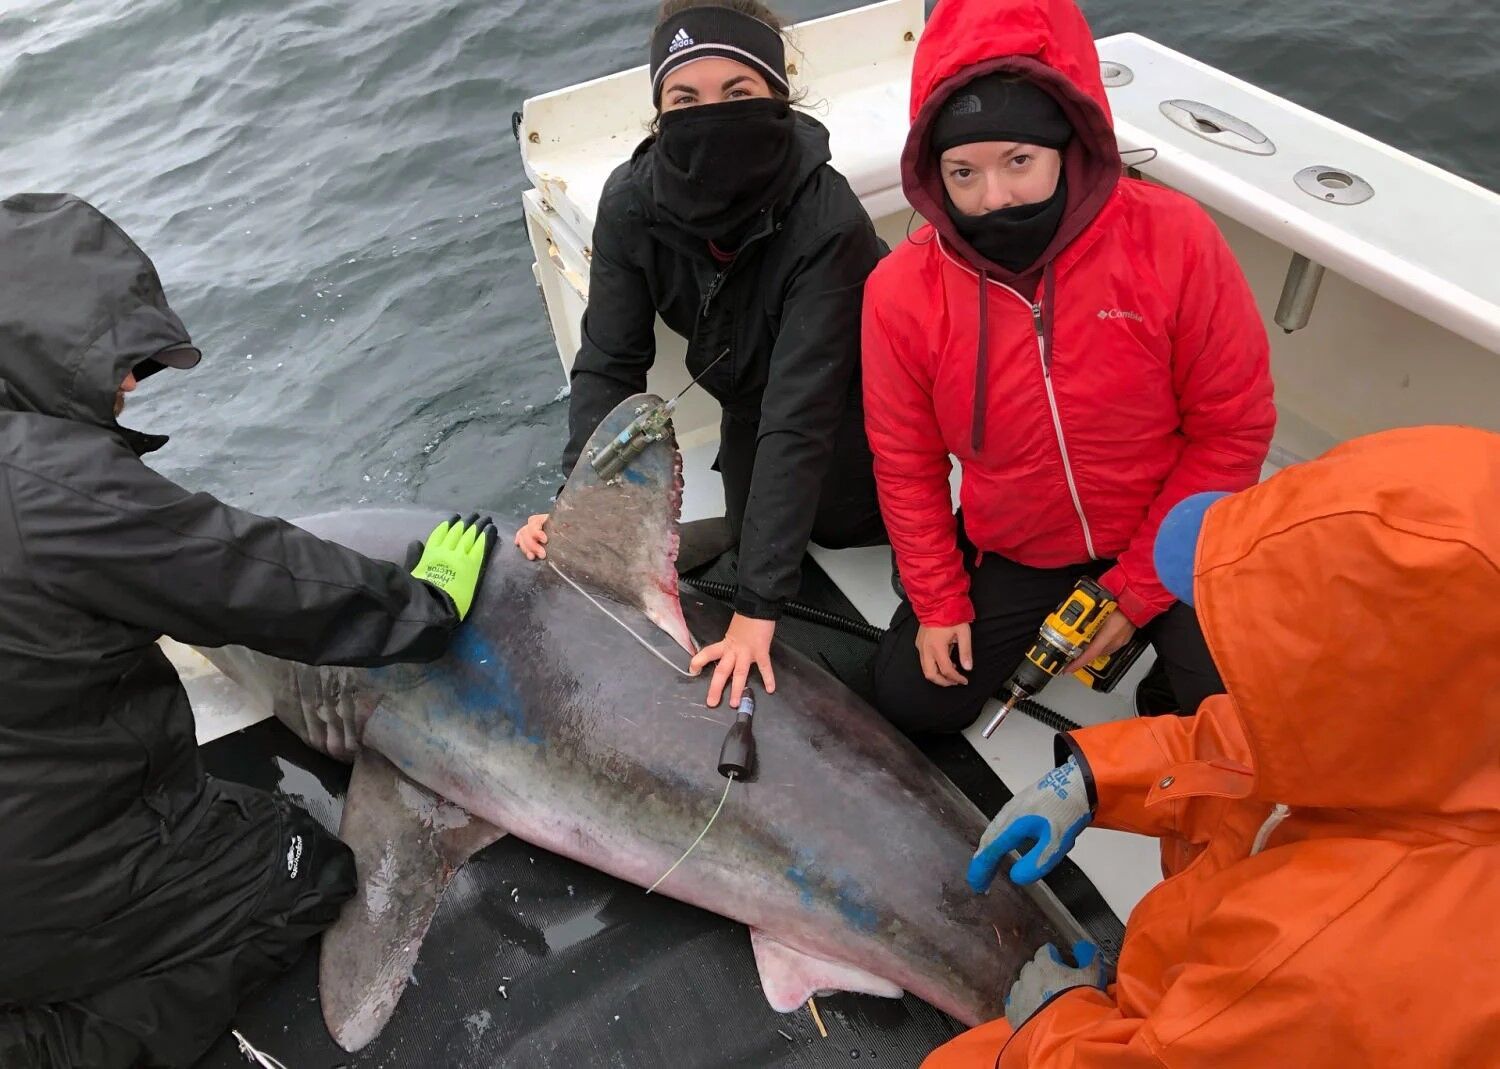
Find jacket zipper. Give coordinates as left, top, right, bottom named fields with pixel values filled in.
left=701, top=265, right=731, bottom=317
left=939, top=241, right=1097, bottom=559
left=686, top=265, right=734, bottom=383
left=1029, top=299, right=1097, bottom=559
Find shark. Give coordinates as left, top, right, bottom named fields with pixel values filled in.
left=197, top=394, right=1084, bottom=1051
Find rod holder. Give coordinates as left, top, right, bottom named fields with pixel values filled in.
left=1274, top=253, right=1326, bottom=333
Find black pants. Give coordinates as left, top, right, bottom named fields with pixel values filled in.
left=718, top=407, right=887, bottom=553
left=873, top=532, right=1224, bottom=736
left=0, top=782, right=355, bottom=1069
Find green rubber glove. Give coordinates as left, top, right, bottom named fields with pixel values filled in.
left=410, top=514, right=497, bottom=621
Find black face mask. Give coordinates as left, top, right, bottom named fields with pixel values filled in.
left=947, top=173, right=1069, bottom=274
left=652, top=97, right=800, bottom=245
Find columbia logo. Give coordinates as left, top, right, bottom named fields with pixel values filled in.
left=947, top=93, right=982, bottom=116
left=1098, top=308, right=1144, bottom=323
left=668, top=28, right=694, bottom=53
left=286, top=834, right=304, bottom=879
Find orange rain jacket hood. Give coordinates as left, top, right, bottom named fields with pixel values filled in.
left=925, top=425, right=1500, bottom=1067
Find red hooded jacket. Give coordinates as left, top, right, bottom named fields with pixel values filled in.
left=922, top=425, right=1500, bottom=1067
left=863, top=0, right=1276, bottom=628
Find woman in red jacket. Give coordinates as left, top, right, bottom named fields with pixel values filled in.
left=863, top=0, right=1275, bottom=732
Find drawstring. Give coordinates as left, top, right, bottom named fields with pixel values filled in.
left=971, top=269, right=990, bottom=452
left=969, top=264, right=1056, bottom=451
left=1250, top=803, right=1291, bottom=856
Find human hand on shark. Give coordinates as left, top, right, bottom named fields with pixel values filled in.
left=515, top=509, right=778, bottom=708
left=690, top=612, right=778, bottom=708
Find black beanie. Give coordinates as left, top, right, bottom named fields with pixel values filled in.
left=930, top=73, right=1072, bottom=156
left=650, top=7, right=790, bottom=107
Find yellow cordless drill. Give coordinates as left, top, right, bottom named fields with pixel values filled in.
left=981, top=577, right=1148, bottom=738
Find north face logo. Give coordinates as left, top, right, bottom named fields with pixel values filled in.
left=946, top=94, right=982, bottom=116
left=1098, top=308, right=1144, bottom=323
left=668, top=28, right=694, bottom=53
left=286, top=834, right=304, bottom=879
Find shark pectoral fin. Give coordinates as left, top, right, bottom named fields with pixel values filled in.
left=748, top=929, right=904, bottom=1013
left=545, top=392, right=697, bottom=656
left=319, top=748, right=505, bottom=1052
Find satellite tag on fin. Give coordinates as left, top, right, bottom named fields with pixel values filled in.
left=543, top=392, right=696, bottom=655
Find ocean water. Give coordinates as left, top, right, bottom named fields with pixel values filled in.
left=1, top=0, right=1495, bottom=519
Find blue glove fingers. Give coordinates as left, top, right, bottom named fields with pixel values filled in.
left=1046, top=940, right=1098, bottom=969
left=1009, top=811, right=1090, bottom=884
left=1072, top=940, right=1097, bottom=969
left=968, top=814, right=1047, bottom=892
left=966, top=839, right=1007, bottom=893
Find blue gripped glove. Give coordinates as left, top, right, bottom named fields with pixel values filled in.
left=968, top=755, right=1092, bottom=892
left=1005, top=941, right=1107, bottom=1029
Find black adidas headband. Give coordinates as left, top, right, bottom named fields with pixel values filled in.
left=650, top=7, right=790, bottom=106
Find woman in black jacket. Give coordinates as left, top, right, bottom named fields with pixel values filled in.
left=516, top=0, right=887, bottom=709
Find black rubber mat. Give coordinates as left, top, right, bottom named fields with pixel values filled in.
left=192, top=550, right=1122, bottom=1068
left=194, top=719, right=962, bottom=1068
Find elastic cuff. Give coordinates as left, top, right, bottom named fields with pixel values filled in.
left=733, top=589, right=783, bottom=621
left=1096, top=567, right=1165, bottom=628
left=421, top=582, right=463, bottom=625
left=915, top=597, right=976, bottom=629
left=1053, top=733, right=1099, bottom=812
left=1011, top=983, right=1098, bottom=1035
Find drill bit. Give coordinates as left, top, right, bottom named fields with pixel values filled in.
left=981, top=690, right=1021, bottom=738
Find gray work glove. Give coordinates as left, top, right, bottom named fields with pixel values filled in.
left=968, top=755, right=1092, bottom=891
left=1006, top=940, right=1107, bottom=1029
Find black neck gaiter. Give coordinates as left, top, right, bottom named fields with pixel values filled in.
left=651, top=98, right=800, bottom=245
left=947, top=173, right=1069, bottom=274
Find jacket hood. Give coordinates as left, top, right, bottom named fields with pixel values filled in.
left=1194, top=426, right=1500, bottom=823
left=631, top=110, right=834, bottom=226
left=0, top=193, right=198, bottom=454
left=902, top=0, right=1121, bottom=281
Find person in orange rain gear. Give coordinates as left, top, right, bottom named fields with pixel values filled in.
left=926, top=424, right=1500, bottom=1068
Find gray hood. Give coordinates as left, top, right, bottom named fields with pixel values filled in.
left=0, top=193, right=200, bottom=454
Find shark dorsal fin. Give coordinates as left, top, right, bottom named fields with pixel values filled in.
left=543, top=393, right=696, bottom=655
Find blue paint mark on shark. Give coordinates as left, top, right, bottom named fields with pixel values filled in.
left=835, top=888, right=880, bottom=933
left=432, top=627, right=545, bottom=746
left=621, top=466, right=648, bottom=486
left=784, top=851, right=880, bottom=933
left=785, top=863, right=817, bottom=909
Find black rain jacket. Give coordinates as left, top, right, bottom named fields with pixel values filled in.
left=0, top=193, right=458, bottom=1003
left=563, top=116, right=886, bottom=619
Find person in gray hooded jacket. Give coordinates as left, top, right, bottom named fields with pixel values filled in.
left=0, top=193, right=493, bottom=1068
